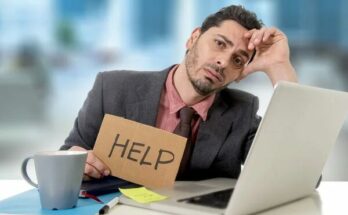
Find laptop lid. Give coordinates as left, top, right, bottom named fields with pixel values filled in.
left=119, top=82, right=348, bottom=215
left=226, top=81, right=348, bottom=214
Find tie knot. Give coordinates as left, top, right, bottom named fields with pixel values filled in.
left=179, top=107, right=196, bottom=124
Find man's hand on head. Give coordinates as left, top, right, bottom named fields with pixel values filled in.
left=69, top=146, right=110, bottom=180
left=238, top=27, right=297, bottom=86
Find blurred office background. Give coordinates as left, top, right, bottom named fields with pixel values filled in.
left=1, top=0, right=348, bottom=180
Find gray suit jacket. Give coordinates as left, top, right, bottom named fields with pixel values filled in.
left=61, top=66, right=261, bottom=180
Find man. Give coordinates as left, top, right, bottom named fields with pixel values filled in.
left=61, top=5, right=297, bottom=180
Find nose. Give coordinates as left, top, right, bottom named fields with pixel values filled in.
left=215, top=53, right=229, bottom=68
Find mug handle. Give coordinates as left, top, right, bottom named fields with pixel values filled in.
left=21, top=156, right=38, bottom=188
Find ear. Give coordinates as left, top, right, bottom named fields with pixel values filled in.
left=186, top=28, right=201, bottom=50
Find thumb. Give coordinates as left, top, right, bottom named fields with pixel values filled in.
left=235, top=63, right=258, bottom=83
left=243, top=63, right=257, bottom=76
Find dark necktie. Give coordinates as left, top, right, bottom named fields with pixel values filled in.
left=174, top=107, right=196, bottom=179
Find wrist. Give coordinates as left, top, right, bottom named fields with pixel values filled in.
left=69, top=146, right=87, bottom=151
left=265, top=61, right=298, bottom=87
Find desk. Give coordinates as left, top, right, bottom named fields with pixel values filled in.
left=0, top=180, right=347, bottom=214
left=0, top=180, right=166, bottom=215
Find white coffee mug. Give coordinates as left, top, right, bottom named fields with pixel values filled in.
left=21, top=151, right=87, bottom=210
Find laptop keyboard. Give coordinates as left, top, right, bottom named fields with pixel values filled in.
left=178, top=188, right=234, bottom=209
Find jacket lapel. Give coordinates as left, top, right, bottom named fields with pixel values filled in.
left=125, top=67, right=237, bottom=170
left=125, top=67, right=172, bottom=126
left=190, top=93, right=235, bottom=170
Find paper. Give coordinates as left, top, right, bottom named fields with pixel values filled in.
left=93, top=114, right=187, bottom=188
left=119, top=187, right=167, bottom=204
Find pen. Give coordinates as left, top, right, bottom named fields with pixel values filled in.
left=98, top=196, right=119, bottom=214
left=79, top=190, right=104, bottom=204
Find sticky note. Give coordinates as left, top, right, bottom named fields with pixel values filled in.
left=119, top=187, right=167, bottom=204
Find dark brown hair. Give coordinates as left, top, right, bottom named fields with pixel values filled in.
left=201, top=5, right=263, bottom=34
left=200, top=5, right=263, bottom=62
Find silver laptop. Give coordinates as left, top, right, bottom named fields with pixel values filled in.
left=119, top=82, right=348, bottom=215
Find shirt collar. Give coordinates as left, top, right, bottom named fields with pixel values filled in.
left=165, top=65, right=215, bottom=121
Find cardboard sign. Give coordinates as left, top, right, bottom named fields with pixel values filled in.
left=93, top=114, right=187, bottom=188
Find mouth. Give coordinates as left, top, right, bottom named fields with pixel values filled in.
left=202, top=67, right=224, bottom=83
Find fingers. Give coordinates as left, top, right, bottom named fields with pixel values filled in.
left=85, top=162, right=104, bottom=179
left=69, top=146, right=110, bottom=179
left=69, top=145, right=87, bottom=151
left=262, top=27, right=277, bottom=42
left=83, top=174, right=93, bottom=181
left=236, top=65, right=253, bottom=83
left=244, top=27, right=278, bottom=50
left=85, top=151, right=110, bottom=179
left=243, top=29, right=256, bottom=39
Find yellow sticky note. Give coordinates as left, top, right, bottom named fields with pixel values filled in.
left=119, top=187, right=167, bottom=204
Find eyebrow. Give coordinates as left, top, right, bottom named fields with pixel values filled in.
left=216, top=34, right=250, bottom=60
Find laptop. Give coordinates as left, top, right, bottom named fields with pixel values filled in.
left=119, top=82, right=348, bottom=214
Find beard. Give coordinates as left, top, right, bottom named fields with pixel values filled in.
left=185, top=42, right=225, bottom=96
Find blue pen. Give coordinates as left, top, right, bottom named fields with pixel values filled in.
left=99, top=196, right=119, bottom=214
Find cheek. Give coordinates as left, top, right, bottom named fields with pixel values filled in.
left=225, top=68, right=243, bottom=82
left=192, top=42, right=212, bottom=66
left=188, top=51, right=204, bottom=74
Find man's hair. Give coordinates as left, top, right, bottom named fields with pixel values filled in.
left=198, top=5, right=263, bottom=63
left=201, top=5, right=263, bottom=34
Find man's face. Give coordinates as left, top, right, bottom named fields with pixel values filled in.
left=185, top=20, right=253, bottom=96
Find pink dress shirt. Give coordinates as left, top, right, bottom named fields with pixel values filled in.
left=155, top=65, right=215, bottom=142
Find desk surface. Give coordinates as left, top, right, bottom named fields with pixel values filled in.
left=0, top=180, right=347, bottom=215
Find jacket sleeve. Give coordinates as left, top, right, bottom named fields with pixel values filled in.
left=242, top=96, right=262, bottom=163
left=60, top=72, right=105, bottom=150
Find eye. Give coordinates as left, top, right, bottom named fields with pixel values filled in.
left=233, top=56, right=245, bottom=67
left=214, top=39, right=226, bottom=49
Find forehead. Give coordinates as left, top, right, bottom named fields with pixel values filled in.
left=202, top=20, right=251, bottom=53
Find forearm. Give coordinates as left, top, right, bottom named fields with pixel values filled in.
left=266, top=61, right=298, bottom=87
